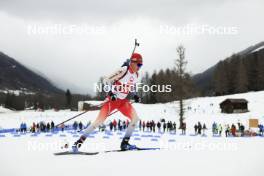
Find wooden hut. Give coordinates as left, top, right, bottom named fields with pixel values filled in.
left=220, top=99, right=248, bottom=113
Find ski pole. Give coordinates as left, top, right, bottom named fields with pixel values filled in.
left=55, top=100, right=109, bottom=128
left=131, top=38, right=140, bottom=57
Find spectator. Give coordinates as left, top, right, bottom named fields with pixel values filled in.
left=79, top=122, right=83, bottom=131
left=194, top=124, right=198, bottom=135
left=218, top=124, right=223, bottom=136
left=51, top=121, right=55, bottom=131
left=197, top=122, right=202, bottom=135
left=239, top=124, right=245, bottom=136
left=181, top=122, right=186, bottom=135
left=157, top=122, right=161, bottom=132
left=73, top=121, right=78, bottom=131
left=163, top=122, right=166, bottom=133
left=231, top=124, right=236, bottom=137
left=60, top=123, right=65, bottom=132
left=212, top=122, right=217, bottom=135
left=173, top=122, right=176, bottom=133
left=225, top=124, right=230, bottom=137
left=109, top=121, right=113, bottom=131
left=259, top=124, right=264, bottom=136
left=202, top=123, right=207, bottom=135
left=47, top=122, right=50, bottom=132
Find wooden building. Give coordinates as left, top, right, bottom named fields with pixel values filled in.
left=78, top=101, right=101, bottom=111
left=220, top=99, right=248, bottom=113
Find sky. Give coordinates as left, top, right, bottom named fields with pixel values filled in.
left=0, top=0, right=263, bottom=95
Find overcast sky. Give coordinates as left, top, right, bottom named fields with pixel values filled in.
left=0, top=0, right=263, bottom=95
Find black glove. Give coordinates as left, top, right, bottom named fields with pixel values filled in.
left=133, top=95, right=140, bottom=103
left=109, top=91, right=117, bottom=101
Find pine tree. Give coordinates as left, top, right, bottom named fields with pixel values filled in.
left=65, top=89, right=72, bottom=109
left=235, top=59, right=248, bottom=93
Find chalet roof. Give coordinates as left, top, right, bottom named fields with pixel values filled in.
left=220, top=98, right=248, bottom=105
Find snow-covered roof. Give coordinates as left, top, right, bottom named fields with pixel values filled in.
left=82, top=100, right=104, bottom=106
left=0, top=106, right=13, bottom=113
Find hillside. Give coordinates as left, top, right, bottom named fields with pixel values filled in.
left=192, top=41, right=264, bottom=95
left=0, top=51, right=63, bottom=95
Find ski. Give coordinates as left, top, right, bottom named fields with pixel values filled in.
left=54, top=151, right=99, bottom=156
left=104, top=147, right=161, bottom=153
left=54, top=147, right=160, bottom=156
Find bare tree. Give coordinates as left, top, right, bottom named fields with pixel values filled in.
left=175, top=45, right=187, bottom=128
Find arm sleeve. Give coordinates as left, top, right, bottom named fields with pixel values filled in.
left=102, top=67, right=127, bottom=86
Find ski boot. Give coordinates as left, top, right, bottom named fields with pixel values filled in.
left=72, top=135, right=86, bottom=152
left=120, top=137, right=138, bottom=151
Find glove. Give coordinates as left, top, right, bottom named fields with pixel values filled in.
left=133, top=95, right=140, bottom=103
left=109, top=91, right=117, bottom=101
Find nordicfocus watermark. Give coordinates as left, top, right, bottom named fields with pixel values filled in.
left=159, top=140, right=238, bottom=151
left=27, top=141, right=109, bottom=151
left=94, top=83, right=172, bottom=93
left=26, top=140, right=238, bottom=152
left=27, top=24, right=106, bottom=36
left=160, top=23, right=238, bottom=36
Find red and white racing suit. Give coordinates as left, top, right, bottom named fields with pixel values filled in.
left=82, top=66, right=139, bottom=138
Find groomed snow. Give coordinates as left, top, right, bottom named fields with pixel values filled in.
left=0, top=91, right=264, bottom=176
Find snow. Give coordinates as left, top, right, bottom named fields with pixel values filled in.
left=251, top=45, right=264, bottom=53
left=0, top=89, right=35, bottom=95
left=0, top=106, right=13, bottom=113
left=1, top=91, right=264, bottom=176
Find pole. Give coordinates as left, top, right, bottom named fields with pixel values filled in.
left=55, top=100, right=108, bottom=128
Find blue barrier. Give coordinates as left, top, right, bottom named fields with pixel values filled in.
left=87, top=135, right=95, bottom=138
left=141, top=134, right=153, bottom=138
left=141, top=135, right=149, bottom=137
left=133, top=134, right=140, bottom=137
left=30, top=134, right=38, bottom=137
left=168, top=139, right=176, bottom=142
left=189, top=134, right=197, bottom=136
left=153, top=135, right=161, bottom=138
left=212, top=135, right=222, bottom=138
left=0, top=128, right=16, bottom=134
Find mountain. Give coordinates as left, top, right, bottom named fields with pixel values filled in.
left=0, top=51, right=64, bottom=95
left=192, top=41, right=264, bottom=95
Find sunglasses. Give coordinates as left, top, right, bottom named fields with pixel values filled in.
left=137, top=63, right=143, bottom=68
left=132, top=61, right=143, bottom=68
